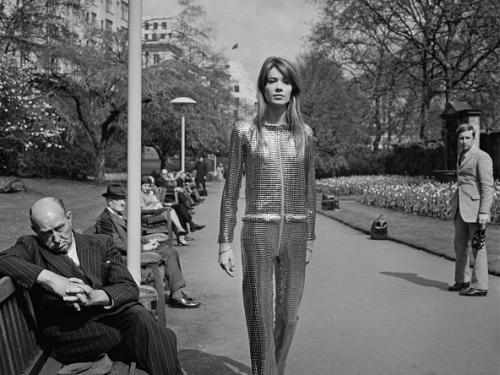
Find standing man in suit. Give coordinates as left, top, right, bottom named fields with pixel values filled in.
left=194, top=156, right=208, bottom=193
left=449, top=123, right=494, bottom=296
left=96, top=184, right=201, bottom=308
left=0, top=197, right=184, bottom=374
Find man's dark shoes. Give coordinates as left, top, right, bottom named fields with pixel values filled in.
left=190, top=223, right=206, bottom=232
left=459, top=288, right=487, bottom=297
left=448, top=282, right=470, bottom=291
left=169, top=295, right=201, bottom=308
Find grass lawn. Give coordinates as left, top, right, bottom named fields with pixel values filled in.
left=318, top=195, right=500, bottom=276
left=0, top=178, right=106, bottom=248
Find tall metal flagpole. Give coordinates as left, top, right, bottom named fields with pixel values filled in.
left=127, top=0, right=142, bottom=284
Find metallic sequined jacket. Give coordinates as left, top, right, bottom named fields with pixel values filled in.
left=218, top=121, right=316, bottom=244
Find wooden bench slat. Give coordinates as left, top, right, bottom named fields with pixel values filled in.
left=1, top=299, right=19, bottom=374
left=6, top=298, right=26, bottom=374
left=11, top=296, right=40, bottom=371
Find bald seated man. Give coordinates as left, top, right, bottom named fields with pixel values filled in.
left=0, top=197, right=184, bottom=375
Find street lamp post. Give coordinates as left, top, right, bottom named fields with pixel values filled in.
left=171, top=97, right=197, bottom=172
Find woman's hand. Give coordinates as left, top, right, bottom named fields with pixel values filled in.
left=219, top=243, right=236, bottom=277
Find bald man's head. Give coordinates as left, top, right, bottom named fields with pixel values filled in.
left=30, top=197, right=73, bottom=253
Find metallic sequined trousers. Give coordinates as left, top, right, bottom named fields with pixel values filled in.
left=241, top=221, right=307, bottom=375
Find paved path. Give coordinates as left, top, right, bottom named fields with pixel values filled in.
left=170, top=182, right=500, bottom=375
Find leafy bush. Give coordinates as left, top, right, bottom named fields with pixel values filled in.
left=19, top=143, right=93, bottom=180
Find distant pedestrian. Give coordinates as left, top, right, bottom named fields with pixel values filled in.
left=194, top=156, right=208, bottom=193
left=218, top=56, right=316, bottom=375
left=216, top=164, right=224, bottom=182
left=448, top=123, right=494, bottom=296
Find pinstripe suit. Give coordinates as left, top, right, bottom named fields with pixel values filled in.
left=0, top=232, right=182, bottom=375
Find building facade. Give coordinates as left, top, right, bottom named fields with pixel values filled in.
left=225, top=59, right=256, bottom=121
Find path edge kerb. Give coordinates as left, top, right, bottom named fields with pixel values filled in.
left=317, top=209, right=500, bottom=278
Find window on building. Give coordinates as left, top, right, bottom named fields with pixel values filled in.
left=153, top=23, right=158, bottom=30
left=101, top=20, right=103, bottom=29
left=105, top=0, right=112, bottom=12
left=121, top=1, right=128, bottom=20
left=145, top=22, right=149, bottom=30
left=233, top=109, right=239, bottom=121
left=91, top=12, right=97, bottom=25
left=160, top=33, right=165, bottom=39
left=234, top=84, right=240, bottom=93
left=161, top=22, right=167, bottom=29
left=234, top=97, right=240, bottom=106
left=153, top=54, right=160, bottom=64
left=105, top=19, right=113, bottom=31
left=145, top=34, right=149, bottom=40
left=152, top=33, right=157, bottom=40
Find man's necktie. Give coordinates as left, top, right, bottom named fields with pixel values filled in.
left=458, top=151, right=466, bottom=166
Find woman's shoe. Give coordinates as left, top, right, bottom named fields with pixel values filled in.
left=177, top=236, right=190, bottom=246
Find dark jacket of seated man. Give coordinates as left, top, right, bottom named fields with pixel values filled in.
left=0, top=197, right=182, bottom=375
left=95, top=207, right=186, bottom=292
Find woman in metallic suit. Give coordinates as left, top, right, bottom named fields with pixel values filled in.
left=218, top=56, right=316, bottom=375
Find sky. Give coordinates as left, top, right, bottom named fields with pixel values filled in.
left=142, top=0, right=320, bottom=84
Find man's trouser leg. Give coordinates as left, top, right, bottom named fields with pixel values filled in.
left=43, top=304, right=181, bottom=375
left=454, top=214, right=471, bottom=284
left=101, top=304, right=181, bottom=375
left=155, top=245, right=186, bottom=292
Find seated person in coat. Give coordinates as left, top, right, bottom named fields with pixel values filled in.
left=141, top=176, right=205, bottom=234
left=95, top=184, right=201, bottom=309
left=141, top=176, right=190, bottom=246
left=143, top=175, right=205, bottom=235
left=0, top=197, right=184, bottom=375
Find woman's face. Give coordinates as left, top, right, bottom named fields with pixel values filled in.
left=264, top=67, right=292, bottom=109
left=141, top=183, right=152, bottom=194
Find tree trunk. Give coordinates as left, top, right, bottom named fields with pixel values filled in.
left=372, top=96, right=382, bottom=152
left=419, top=97, right=430, bottom=141
left=95, top=146, right=106, bottom=184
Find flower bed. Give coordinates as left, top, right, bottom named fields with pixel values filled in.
left=317, top=175, right=500, bottom=223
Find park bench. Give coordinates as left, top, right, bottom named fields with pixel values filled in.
left=155, top=185, right=177, bottom=204
left=0, top=276, right=148, bottom=375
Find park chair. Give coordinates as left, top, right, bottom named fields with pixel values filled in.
left=155, top=179, right=178, bottom=204
left=141, top=204, right=174, bottom=249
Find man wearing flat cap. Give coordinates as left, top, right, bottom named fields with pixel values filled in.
left=96, top=184, right=200, bottom=308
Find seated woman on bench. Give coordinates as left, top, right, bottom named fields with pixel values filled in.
left=140, top=176, right=190, bottom=246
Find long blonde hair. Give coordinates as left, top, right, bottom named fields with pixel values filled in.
left=253, top=56, right=306, bottom=156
